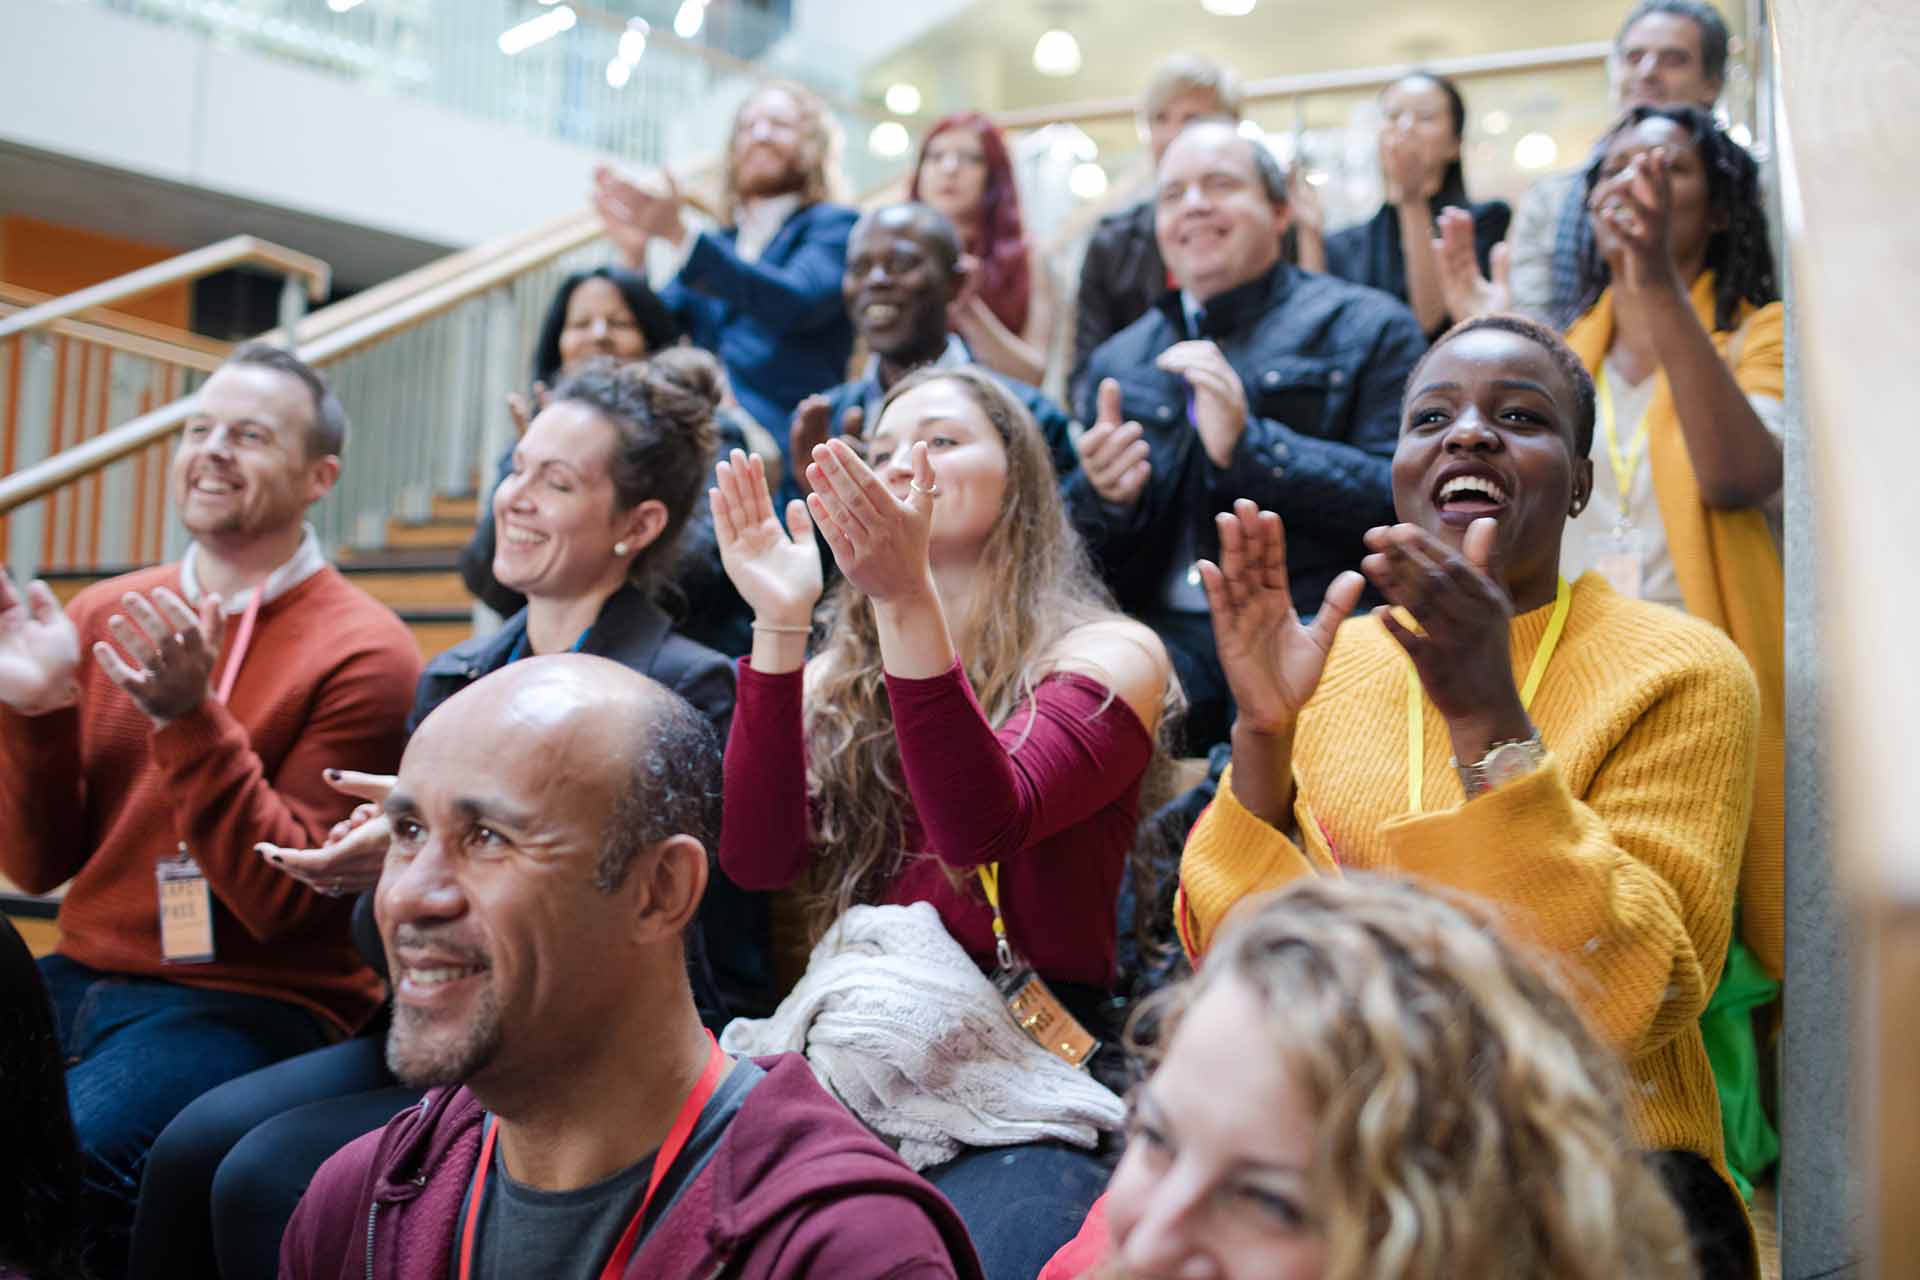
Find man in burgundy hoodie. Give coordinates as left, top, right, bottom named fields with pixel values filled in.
left=279, top=656, right=982, bottom=1279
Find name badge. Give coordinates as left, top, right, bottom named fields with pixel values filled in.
left=994, top=964, right=1099, bottom=1069
left=156, top=845, right=216, bottom=964
left=1590, top=522, right=1644, bottom=599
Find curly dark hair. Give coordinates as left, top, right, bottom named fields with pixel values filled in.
left=530, top=268, right=680, bottom=387
left=1573, top=104, right=1778, bottom=333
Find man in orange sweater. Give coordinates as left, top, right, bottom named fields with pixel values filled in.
left=0, top=343, right=420, bottom=1274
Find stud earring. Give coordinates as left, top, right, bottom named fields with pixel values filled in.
left=613, top=541, right=630, bottom=556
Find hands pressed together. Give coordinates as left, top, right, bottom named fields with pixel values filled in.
left=1588, top=146, right=1684, bottom=294
left=592, top=164, right=689, bottom=267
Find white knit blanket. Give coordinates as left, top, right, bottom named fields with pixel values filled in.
left=719, top=901, right=1125, bottom=1169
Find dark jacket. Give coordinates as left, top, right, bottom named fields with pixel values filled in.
left=1070, top=263, right=1425, bottom=619
left=664, top=202, right=860, bottom=444
left=786, top=365, right=1079, bottom=504
left=279, top=1055, right=985, bottom=1280
left=1323, top=195, right=1512, bottom=337
left=1069, top=197, right=1163, bottom=413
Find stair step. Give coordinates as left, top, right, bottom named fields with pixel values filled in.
left=341, top=566, right=472, bottom=610
left=383, top=516, right=476, bottom=551
left=431, top=493, right=480, bottom=522
left=400, top=606, right=473, bottom=660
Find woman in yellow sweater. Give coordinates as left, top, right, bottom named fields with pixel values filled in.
left=1181, top=313, right=1759, bottom=1277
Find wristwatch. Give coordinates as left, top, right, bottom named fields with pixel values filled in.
left=1452, top=729, right=1546, bottom=800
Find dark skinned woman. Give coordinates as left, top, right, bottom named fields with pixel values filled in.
left=1179, top=315, right=1761, bottom=1278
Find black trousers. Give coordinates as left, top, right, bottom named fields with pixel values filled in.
left=1650, top=1148, right=1761, bottom=1279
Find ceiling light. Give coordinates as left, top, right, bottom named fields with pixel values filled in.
left=1032, top=28, right=1082, bottom=77
left=673, top=0, right=705, bottom=39
left=1200, top=0, right=1257, bottom=13
left=869, top=121, right=912, bottom=158
left=326, top=0, right=365, bottom=11
left=1069, top=161, right=1108, bottom=199
left=1513, top=131, right=1558, bottom=170
left=618, top=20, right=648, bottom=64
left=885, top=83, right=922, bottom=116
left=498, top=5, right=575, bottom=55
left=606, top=56, right=632, bottom=88
left=1482, top=109, right=1511, bottom=136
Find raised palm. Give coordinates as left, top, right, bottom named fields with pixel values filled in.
left=0, top=570, right=81, bottom=713
left=709, top=449, right=823, bottom=623
left=1196, top=502, right=1362, bottom=735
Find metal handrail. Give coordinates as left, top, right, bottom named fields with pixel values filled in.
left=0, top=236, right=330, bottom=342
left=0, top=212, right=604, bottom=516
left=0, top=285, right=232, bottom=372
left=989, top=40, right=1613, bottom=130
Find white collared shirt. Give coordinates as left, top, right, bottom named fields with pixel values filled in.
left=661, top=192, right=805, bottom=280
left=178, top=523, right=327, bottom=616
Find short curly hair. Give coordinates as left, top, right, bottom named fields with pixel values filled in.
left=1406, top=313, right=1598, bottom=461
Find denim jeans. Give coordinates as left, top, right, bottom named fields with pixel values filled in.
left=923, top=1141, right=1113, bottom=1280
left=38, top=954, right=331, bottom=1278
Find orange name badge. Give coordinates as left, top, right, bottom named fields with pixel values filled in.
left=156, top=846, right=216, bottom=964
left=997, top=967, right=1100, bottom=1070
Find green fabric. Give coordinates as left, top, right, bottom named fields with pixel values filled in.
left=1700, top=935, right=1779, bottom=1201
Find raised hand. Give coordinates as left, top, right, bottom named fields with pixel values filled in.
left=92, top=587, right=225, bottom=727
left=788, top=398, right=863, bottom=500
left=592, top=164, right=688, bottom=267
left=505, top=381, right=550, bottom=437
left=0, top=569, right=81, bottom=715
left=1155, top=341, right=1248, bottom=468
left=1432, top=208, right=1512, bottom=322
left=1286, top=166, right=1325, bottom=240
left=709, top=448, right=823, bottom=626
left=805, top=437, right=935, bottom=605
left=257, top=770, right=396, bottom=898
left=1361, top=519, right=1530, bottom=764
left=1073, top=379, right=1151, bottom=507
left=1197, top=501, right=1364, bottom=737
left=1589, top=147, right=1681, bottom=294
left=1380, top=127, right=1439, bottom=207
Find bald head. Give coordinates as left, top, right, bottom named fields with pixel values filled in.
left=845, top=202, right=969, bottom=365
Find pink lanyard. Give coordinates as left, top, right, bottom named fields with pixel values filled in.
left=456, top=1034, right=729, bottom=1280
left=213, top=589, right=264, bottom=706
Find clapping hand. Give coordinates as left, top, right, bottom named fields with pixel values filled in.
left=506, top=381, right=550, bottom=436
left=1156, top=341, right=1248, bottom=468
left=1286, top=167, right=1326, bottom=240
left=805, top=437, right=936, bottom=605
left=93, top=587, right=224, bottom=727
left=257, top=770, right=396, bottom=898
left=1072, top=379, right=1151, bottom=507
left=1589, top=147, right=1682, bottom=294
left=709, top=449, right=823, bottom=626
left=788, top=398, right=863, bottom=500
left=592, top=164, right=688, bottom=267
left=1361, top=519, right=1530, bottom=763
left=0, top=569, right=81, bottom=715
left=1197, top=501, right=1364, bottom=737
left=1381, top=128, right=1440, bottom=207
left=1432, top=208, right=1512, bottom=322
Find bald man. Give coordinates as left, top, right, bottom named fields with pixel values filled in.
left=281, top=657, right=981, bottom=1279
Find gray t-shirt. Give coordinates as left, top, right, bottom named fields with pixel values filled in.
left=461, top=1057, right=764, bottom=1279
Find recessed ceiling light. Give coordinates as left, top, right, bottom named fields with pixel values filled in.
left=673, top=0, right=705, bottom=40
left=1482, top=109, right=1511, bottom=136
left=1514, top=132, right=1558, bottom=170
left=869, top=121, right=912, bottom=157
left=1069, top=161, right=1109, bottom=199
left=1033, top=29, right=1082, bottom=77
left=885, top=83, right=922, bottom=116
left=1201, top=0, right=1257, bottom=14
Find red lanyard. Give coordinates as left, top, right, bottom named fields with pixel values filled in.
left=213, top=589, right=263, bottom=706
left=456, top=1033, right=729, bottom=1280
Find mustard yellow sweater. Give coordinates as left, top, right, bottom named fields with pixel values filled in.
left=1180, top=573, right=1758, bottom=1170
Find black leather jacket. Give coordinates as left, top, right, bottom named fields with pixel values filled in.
left=1069, top=263, right=1425, bottom=618
left=1069, top=198, right=1164, bottom=413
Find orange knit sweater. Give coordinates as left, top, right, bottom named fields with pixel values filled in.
left=0, top=563, right=420, bottom=1033
left=1179, top=573, right=1757, bottom=1170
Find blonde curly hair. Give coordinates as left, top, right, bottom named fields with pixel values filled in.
left=797, top=365, right=1179, bottom=944
left=1113, top=875, right=1696, bottom=1280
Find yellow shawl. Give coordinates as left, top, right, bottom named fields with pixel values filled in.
left=1565, top=271, right=1785, bottom=980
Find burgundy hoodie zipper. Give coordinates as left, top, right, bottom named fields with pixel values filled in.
left=364, top=1201, right=378, bottom=1280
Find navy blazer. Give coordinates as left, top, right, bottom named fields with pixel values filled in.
left=662, top=202, right=859, bottom=449
left=1071, top=263, right=1425, bottom=619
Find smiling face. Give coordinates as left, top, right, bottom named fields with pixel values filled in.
left=171, top=363, right=337, bottom=548
left=1612, top=12, right=1721, bottom=111
left=492, top=401, right=650, bottom=602
left=916, top=126, right=989, bottom=224
left=867, top=377, right=1008, bottom=563
left=555, top=278, right=649, bottom=374
left=1105, top=979, right=1327, bottom=1280
left=1594, top=116, right=1714, bottom=274
left=731, top=87, right=811, bottom=200
left=1155, top=123, right=1289, bottom=304
left=376, top=667, right=637, bottom=1090
left=844, top=211, right=958, bottom=363
left=1392, top=327, right=1592, bottom=604
left=1378, top=74, right=1460, bottom=189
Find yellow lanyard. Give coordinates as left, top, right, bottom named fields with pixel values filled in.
left=1595, top=365, right=1648, bottom=520
left=977, top=864, right=1015, bottom=969
left=1404, top=576, right=1571, bottom=813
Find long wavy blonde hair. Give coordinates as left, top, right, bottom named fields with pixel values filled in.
left=798, top=365, right=1177, bottom=943
left=1114, top=875, right=1696, bottom=1280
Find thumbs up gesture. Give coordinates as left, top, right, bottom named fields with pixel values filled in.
left=1073, top=378, right=1152, bottom=507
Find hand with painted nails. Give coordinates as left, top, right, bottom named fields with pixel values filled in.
left=805, top=437, right=938, bottom=606
left=1074, top=378, right=1152, bottom=507
left=257, top=770, right=396, bottom=898
left=92, top=586, right=225, bottom=727
left=709, top=448, right=823, bottom=626
left=0, top=568, right=81, bottom=716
